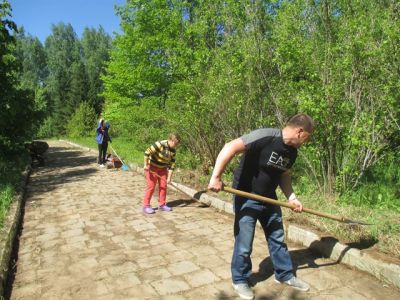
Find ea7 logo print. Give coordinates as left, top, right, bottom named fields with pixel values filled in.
left=267, top=151, right=290, bottom=171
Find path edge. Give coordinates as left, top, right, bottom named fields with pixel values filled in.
left=0, top=166, right=30, bottom=298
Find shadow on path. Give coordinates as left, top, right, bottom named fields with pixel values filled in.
left=249, top=236, right=378, bottom=287
left=167, top=198, right=210, bottom=208
left=4, top=143, right=99, bottom=299
left=25, top=146, right=99, bottom=196
left=46, top=146, right=96, bottom=168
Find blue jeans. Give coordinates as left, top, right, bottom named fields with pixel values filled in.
left=231, top=197, right=293, bottom=283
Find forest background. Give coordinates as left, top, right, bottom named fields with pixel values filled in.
left=1, top=0, right=399, bottom=258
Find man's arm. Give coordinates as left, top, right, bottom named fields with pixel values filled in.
left=279, top=171, right=303, bottom=212
left=208, top=138, right=246, bottom=192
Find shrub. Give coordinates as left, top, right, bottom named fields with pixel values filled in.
left=66, top=102, right=97, bottom=138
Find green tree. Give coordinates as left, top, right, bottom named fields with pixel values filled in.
left=0, top=0, right=37, bottom=153
left=102, top=0, right=400, bottom=195
left=14, top=29, right=49, bottom=134
left=66, top=102, right=97, bottom=138
left=102, top=0, right=185, bottom=141
left=81, top=26, right=112, bottom=115
left=15, top=28, right=48, bottom=90
left=44, top=23, right=84, bottom=135
left=269, top=0, right=400, bottom=194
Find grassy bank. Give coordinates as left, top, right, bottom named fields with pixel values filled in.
left=64, top=136, right=143, bottom=165
left=66, top=136, right=400, bottom=260
left=0, top=155, right=29, bottom=228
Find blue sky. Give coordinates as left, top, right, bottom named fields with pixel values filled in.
left=9, top=0, right=126, bottom=42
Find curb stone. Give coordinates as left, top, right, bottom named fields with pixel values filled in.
left=61, top=140, right=400, bottom=289
left=0, top=166, right=31, bottom=298
left=287, top=226, right=400, bottom=289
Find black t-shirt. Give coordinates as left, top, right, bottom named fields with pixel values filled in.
left=233, top=128, right=297, bottom=199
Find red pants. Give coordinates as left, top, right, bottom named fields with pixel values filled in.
left=143, top=165, right=168, bottom=207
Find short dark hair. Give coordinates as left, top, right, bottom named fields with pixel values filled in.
left=286, top=113, right=314, bottom=132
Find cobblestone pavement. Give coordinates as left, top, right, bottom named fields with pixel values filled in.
left=9, top=141, right=400, bottom=299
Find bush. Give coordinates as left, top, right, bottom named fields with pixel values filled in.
left=37, top=117, right=58, bottom=139
left=66, top=102, right=97, bottom=138
left=339, top=154, right=400, bottom=211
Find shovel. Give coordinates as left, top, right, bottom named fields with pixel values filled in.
left=222, top=186, right=370, bottom=225
left=109, top=144, right=129, bottom=171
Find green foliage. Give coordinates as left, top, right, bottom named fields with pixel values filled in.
left=101, top=0, right=400, bottom=201
left=37, top=117, right=58, bottom=139
left=341, top=184, right=400, bottom=212
left=44, top=23, right=83, bottom=135
left=81, top=27, right=112, bottom=115
left=0, top=1, right=38, bottom=153
left=14, top=29, right=48, bottom=90
left=270, top=0, right=400, bottom=194
left=0, top=185, right=13, bottom=227
left=4, top=0, right=111, bottom=142
left=42, top=23, right=112, bottom=136
left=66, top=102, right=97, bottom=138
left=339, top=154, right=400, bottom=211
left=0, top=153, right=29, bottom=228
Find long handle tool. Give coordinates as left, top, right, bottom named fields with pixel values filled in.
left=223, top=186, right=370, bottom=225
left=109, top=144, right=129, bottom=171
left=149, top=171, right=209, bottom=204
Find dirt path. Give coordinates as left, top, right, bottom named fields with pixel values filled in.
left=8, top=140, right=400, bottom=299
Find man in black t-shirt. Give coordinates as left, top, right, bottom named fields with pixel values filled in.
left=208, top=113, right=314, bottom=300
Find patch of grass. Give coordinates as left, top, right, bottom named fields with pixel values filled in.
left=340, top=183, right=400, bottom=213
left=0, top=185, right=14, bottom=227
left=64, top=136, right=144, bottom=165
left=283, top=193, right=400, bottom=259
left=0, top=155, right=29, bottom=228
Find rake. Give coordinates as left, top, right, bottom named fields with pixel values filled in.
left=222, top=186, right=370, bottom=225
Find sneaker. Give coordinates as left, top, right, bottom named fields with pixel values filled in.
left=99, top=164, right=105, bottom=168
left=143, top=206, right=155, bottom=214
left=232, top=283, right=254, bottom=300
left=275, top=276, right=310, bottom=292
left=158, top=204, right=172, bottom=212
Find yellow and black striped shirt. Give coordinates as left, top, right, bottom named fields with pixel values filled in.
left=144, top=140, right=177, bottom=170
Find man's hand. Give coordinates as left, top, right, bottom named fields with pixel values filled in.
left=288, top=198, right=303, bottom=212
left=208, top=176, right=223, bottom=192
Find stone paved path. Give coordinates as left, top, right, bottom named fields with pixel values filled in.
left=8, top=141, right=400, bottom=299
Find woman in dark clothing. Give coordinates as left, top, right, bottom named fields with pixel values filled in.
left=95, top=119, right=111, bottom=167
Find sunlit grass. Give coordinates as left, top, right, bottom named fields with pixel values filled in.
left=0, top=156, right=28, bottom=228
left=0, top=185, right=13, bottom=227
left=283, top=194, right=400, bottom=259
left=64, top=136, right=144, bottom=165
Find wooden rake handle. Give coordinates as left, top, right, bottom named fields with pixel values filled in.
left=223, top=186, right=364, bottom=224
left=148, top=170, right=196, bottom=200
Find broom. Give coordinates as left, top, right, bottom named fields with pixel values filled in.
left=109, top=144, right=129, bottom=171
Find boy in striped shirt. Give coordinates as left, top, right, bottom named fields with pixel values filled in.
left=143, top=133, right=181, bottom=214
